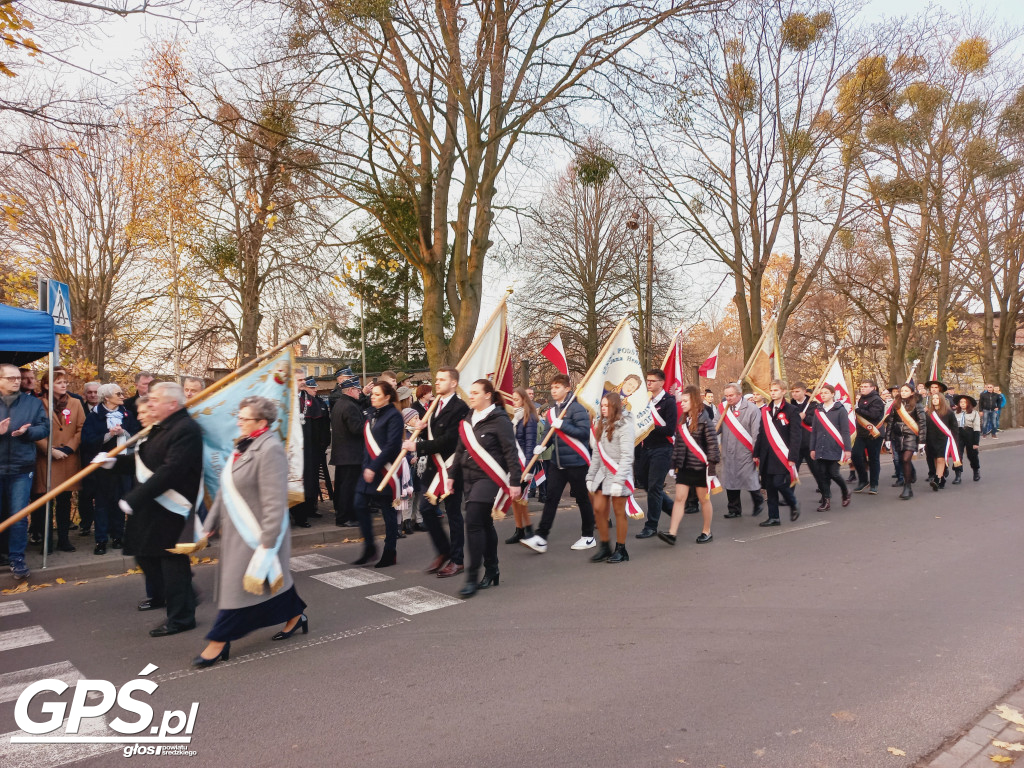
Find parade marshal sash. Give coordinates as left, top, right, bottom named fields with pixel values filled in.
left=761, top=406, right=799, bottom=485
left=816, top=408, right=847, bottom=452
left=423, top=416, right=455, bottom=505
left=677, top=419, right=723, bottom=494
left=723, top=407, right=755, bottom=452
left=897, top=405, right=920, bottom=435
left=134, top=451, right=196, bottom=518
left=929, top=411, right=962, bottom=467
left=459, top=420, right=514, bottom=518
left=546, top=408, right=592, bottom=463
left=221, top=456, right=286, bottom=597
left=591, top=424, right=644, bottom=519
left=365, top=422, right=400, bottom=503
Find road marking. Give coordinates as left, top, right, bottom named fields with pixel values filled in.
left=734, top=520, right=831, bottom=543
left=0, top=662, right=84, bottom=705
left=311, top=568, right=392, bottom=589
left=367, top=586, right=462, bottom=615
left=290, top=554, right=345, bottom=571
left=0, top=600, right=29, bottom=617
left=0, top=626, right=53, bottom=653
left=151, top=616, right=412, bottom=683
left=0, top=717, right=119, bottom=768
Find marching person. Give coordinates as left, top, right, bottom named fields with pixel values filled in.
left=717, top=382, right=764, bottom=519
left=294, top=374, right=331, bottom=528
left=634, top=368, right=677, bottom=540
left=851, top=380, right=885, bottom=494
left=753, top=379, right=801, bottom=527
left=329, top=370, right=365, bottom=528
left=404, top=367, right=470, bottom=578
left=887, top=383, right=927, bottom=500
left=808, top=384, right=852, bottom=511
left=586, top=392, right=635, bottom=562
left=352, top=381, right=404, bottom=567
left=446, top=379, right=521, bottom=598
left=506, top=387, right=538, bottom=544
left=885, top=385, right=903, bottom=486
left=956, top=396, right=981, bottom=482
left=0, top=362, right=49, bottom=581
left=926, top=391, right=960, bottom=492
left=191, top=395, right=308, bottom=667
left=790, top=382, right=823, bottom=495
left=658, top=384, right=720, bottom=545
left=94, top=383, right=203, bottom=637
left=521, top=373, right=596, bottom=554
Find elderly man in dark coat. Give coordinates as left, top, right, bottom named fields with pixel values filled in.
left=329, top=370, right=365, bottom=527
left=95, top=382, right=204, bottom=637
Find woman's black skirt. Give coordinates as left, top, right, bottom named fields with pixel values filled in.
left=206, top=585, right=307, bottom=642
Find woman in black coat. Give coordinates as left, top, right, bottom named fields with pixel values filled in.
left=660, top=385, right=720, bottom=545
left=808, top=384, right=852, bottom=511
left=925, top=392, right=960, bottom=492
left=886, top=384, right=928, bottom=500
left=352, top=382, right=404, bottom=567
left=447, top=379, right=521, bottom=598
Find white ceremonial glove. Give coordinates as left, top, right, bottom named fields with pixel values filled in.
left=884, top=440, right=891, bottom=451
left=550, top=417, right=564, bottom=430
left=118, top=499, right=133, bottom=515
left=917, top=445, right=926, bottom=456
left=533, top=445, right=546, bottom=456
left=90, top=451, right=116, bottom=469
left=522, top=473, right=534, bottom=484
left=609, top=483, right=623, bottom=496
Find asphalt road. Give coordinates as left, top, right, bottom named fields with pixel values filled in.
left=2, top=442, right=1023, bottom=768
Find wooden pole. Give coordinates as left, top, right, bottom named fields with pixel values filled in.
left=376, top=290, right=513, bottom=492
left=736, top=315, right=776, bottom=391
left=0, top=326, right=314, bottom=535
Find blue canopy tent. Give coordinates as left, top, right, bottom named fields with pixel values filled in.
left=0, top=303, right=57, bottom=365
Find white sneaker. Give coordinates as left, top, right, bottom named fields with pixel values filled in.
left=571, top=536, right=596, bottom=550
left=520, top=535, right=548, bottom=553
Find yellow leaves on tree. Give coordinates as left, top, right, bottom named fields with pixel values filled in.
left=780, top=12, right=833, bottom=52
left=951, top=37, right=990, bottom=75
left=837, top=56, right=891, bottom=119
left=0, top=3, right=40, bottom=78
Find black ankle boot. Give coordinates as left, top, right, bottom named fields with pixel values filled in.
left=607, top=543, right=629, bottom=563
left=590, top=541, right=612, bottom=562
left=952, top=468, right=962, bottom=485
left=353, top=544, right=377, bottom=565
left=522, top=524, right=534, bottom=538
left=374, top=548, right=397, bottom=568
left=505, top=527, right=525, bottom=545
left=899, top=482, right=913, bottom=500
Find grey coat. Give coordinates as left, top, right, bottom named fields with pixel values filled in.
left=716, top=397, right=762, bottom=491
left=585, top=412, right=635, bottom=496
left=204, top=430, right=294, bottom=610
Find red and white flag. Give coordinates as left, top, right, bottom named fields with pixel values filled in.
left=541, top=333, right=569, bottom=376
left=698, top=343, right=720, bottom=379
left=815, top=357, right=856, bottom=433
left=662, top=329, right=685, bottom=394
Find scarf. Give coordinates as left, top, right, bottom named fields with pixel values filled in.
left=234, top=426, right=270, bottom=460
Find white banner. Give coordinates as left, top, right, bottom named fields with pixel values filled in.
left=577, top=320, right=653, bottom=444
left=456, top=300, right=514, bottom=402
left=816, top=357, right=856, bottom=431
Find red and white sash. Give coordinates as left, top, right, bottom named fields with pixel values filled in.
left=649, top=398, right=675, bottom=444
left=796, top=400, right=813, bottom=432
left=897, top=405, right=920, bottom=435
left=364, top=422, right=400, bottom=499
left=816, top=407, right=847, bottom=451
left=678, top=419, right=723, bottom=493
left=547, top=408, right=592, bottom=463
left=459, top=420, right=514, bottom=516
left=423, top=416, right=455, bottom=504
left=761, top=406, right=799, bottom=484
left=723, top=407, right=755, bottom=452
left=591, top=423, right=645, bottom=519
left=929, top=411, right=962, bottom=466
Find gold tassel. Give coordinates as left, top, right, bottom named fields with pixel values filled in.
left=166, top=537, right=208, bottom=555
left=242, top=574, right=265, bottom=596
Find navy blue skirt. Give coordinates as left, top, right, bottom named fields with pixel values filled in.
left=206, top=585, right=307, bottom=642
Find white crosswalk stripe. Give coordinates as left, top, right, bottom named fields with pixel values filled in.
left=0, top=718, right=119, bottom=768
left=0, top=626, right=53, bottom=653
left=0, top=600, right=29, bottom=617
left=366, top=586, right=462, bottom=615
left=312, top=569, right=393, bottom=590
left=0, top=662, right=85, bottom=705
left=289, top=554, right=346, bottom=571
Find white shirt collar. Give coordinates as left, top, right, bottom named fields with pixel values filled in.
left=652, top=390, right=665, bottom=405
left=471, top=403, right=496, bottom=425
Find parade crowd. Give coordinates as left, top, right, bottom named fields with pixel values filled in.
left=0, top=360, right=1008, bottom=667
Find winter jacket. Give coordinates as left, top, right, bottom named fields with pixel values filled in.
left=753, top=400, right=801, bottom=476
left=452, top=407, right=522, bottom=504
left=639, top=391, right=677, bottom=451
left=978, top=391, right=998, bottom=411
left=545, top=398, right=592, bottom=469
left=0, top=392, right=49, bottom=475
left=329, top=392, right=366, bottom=466
left=887, top=400, right=927, bottom=453
left=513, top=412, right=538, bottom=461
left=586, top=412, right=636, bottom=495
left=809, top=401, right=852, bottom=461
left=33, top=395, right=86, bottom=493
left=356, top=404, right=404, bottom=499
left=854, top=391, right=885, bottom=438
left=672, top=410, right=721, bottom=473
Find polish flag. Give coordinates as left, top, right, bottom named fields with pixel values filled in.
left=541, top=333, right=569, bottom=376
left=662, top=331, right=685, bottom=394
left=698, top=343, right=720, bottom=379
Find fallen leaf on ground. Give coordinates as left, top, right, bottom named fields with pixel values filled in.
left=990, top=756, right=1013, bottom=763
left=1, top=583, right=29, bottom=594
left=29, top=583, right=52, bottom=590
left=994, top=741, right=1024, bottom=752
left=312, top=543, right=327, bottom=548
left=832, top=711, right=857, bottom=722
left=55, top=577, right=66, bottom=584
left=75, top=581, right=87, bottom=585
left=754, top=747, right=766, bottom=756
left=887, top=747, right=906, bottom=756
left=996, top=706, right=1024, bottom=728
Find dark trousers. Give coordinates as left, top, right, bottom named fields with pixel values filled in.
left=764, top=473, right=797, bottom=520
left=851, top=434, right=882, bottom=487
left=464, top=498, right=497, bottom=582
left=78, top=476, right=95, bottom=531
left=726, top=488, right=763, bottom=515
left=135, top=553, right=196, bottom=629
left=794, top=439, right=824, bottom=491
left=536, top=464, right=594, bottom=540
left=332, top=465, right=361, bottom=524
left=959, top=429, right=980, bottom=471
left=354, top=491, right=399, bottom=553
left=295, top=449, right=321, bottom=524
left=816, top=459, right=848, bottom=499
left=418, top=484, right=465, bottom=565
left=93, top=475, right=128, bottom=544
left=638, top=445, right=674, bottom=531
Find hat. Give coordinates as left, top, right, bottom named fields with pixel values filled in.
left=958, top=394, right=977, bottom=408
left=397, top=386, right=414, bottom=401
left=303, top=376, right=317, bottom=388
left=335, top=367, right=360, bottom=390
left=396, top=371, right=410, bottom=382
left=924, top=380, right=947, bottom=392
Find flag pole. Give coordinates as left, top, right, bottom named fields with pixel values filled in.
left=660, top=321, right=685, bottom=371
left=0, top=326, right=315, bottom=536
left=928, top=340, right=941, bottom=380
left=736, top=315, right=776, bottom=391
left=376, top=289, right=514, bottom=492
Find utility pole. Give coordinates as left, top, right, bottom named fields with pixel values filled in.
left=645, top=215, right=654, bottom=372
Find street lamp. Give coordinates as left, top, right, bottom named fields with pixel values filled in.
left=626, top=207, right=654, bottom=371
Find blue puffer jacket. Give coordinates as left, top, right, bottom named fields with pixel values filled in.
left=546, top=399, right=592, bottom=469
left=0, top=393, right=50, bottom=475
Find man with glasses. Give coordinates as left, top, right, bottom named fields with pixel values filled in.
left=0, top=363, right=50, bottom=580
left=635, top=368, right=678, bottom=540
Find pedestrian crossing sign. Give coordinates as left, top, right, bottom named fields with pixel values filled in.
left=47, top=280, right=71, bottom=334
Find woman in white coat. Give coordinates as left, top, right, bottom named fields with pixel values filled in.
left=585, top=393, right=635, bottom=563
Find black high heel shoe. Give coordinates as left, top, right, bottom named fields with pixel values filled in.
left=352, top=545, right=377, bottom=565
left=478, top=570, right=500, bottom=589
left=191, top=642, right=230, bottom=668
left=271, top=615, right=309, bottom=641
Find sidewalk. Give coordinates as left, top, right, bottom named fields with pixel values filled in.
left=9, top=427, right=1024, bottom=586
left=918, top=680, right=1024, bottom=767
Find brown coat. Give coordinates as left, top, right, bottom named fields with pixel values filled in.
left=33, top=396, right=87, bottom=494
